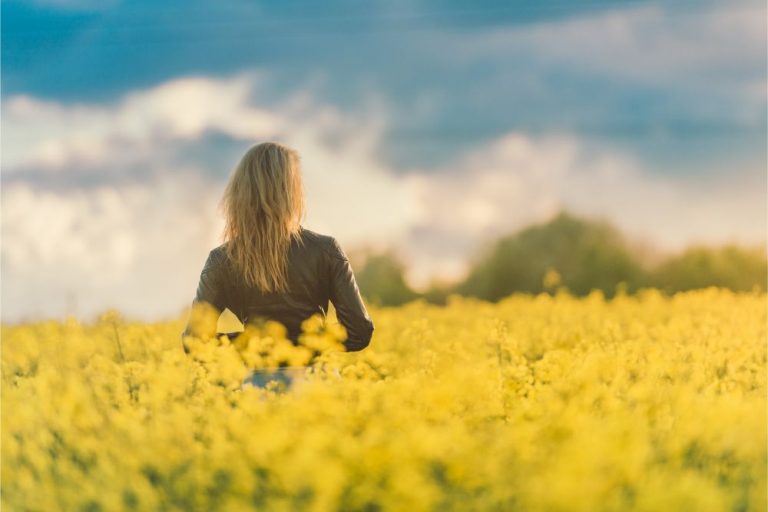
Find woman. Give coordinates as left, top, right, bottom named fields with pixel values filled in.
left=181, top=141, right=374, bottom=387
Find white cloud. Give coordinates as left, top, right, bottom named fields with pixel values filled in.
left=2, top=73, right=764, bottom=322
left=2, top=71, right=283, bottom=172
left=455, top=1, right=766, bottom=107
left=1, top=170, right=225, bottom=321
left=2, top=184, right=137, bottom=278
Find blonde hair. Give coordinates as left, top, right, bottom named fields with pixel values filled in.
left=219, top=141, right=306, bottom=293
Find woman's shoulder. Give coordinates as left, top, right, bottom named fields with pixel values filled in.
left=207, top=243, right=230, bottom=266
left=298, top=226, right=343, bottom=258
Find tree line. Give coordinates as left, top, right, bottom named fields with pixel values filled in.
left=351, top=211, right=767, bottom=306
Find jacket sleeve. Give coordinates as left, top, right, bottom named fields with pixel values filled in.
left=328, top=238, right=374, bottom=352
left=181, top=249, right=229, bottom=352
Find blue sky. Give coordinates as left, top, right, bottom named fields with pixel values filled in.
left=2, top=0, right=766, bottom=321
left=5, top=0, right=765, bottom=172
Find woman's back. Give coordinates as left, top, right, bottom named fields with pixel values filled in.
left=184, top=226, right=374, bottom=352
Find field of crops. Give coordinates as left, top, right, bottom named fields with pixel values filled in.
left=2, top=288, right=766, bottom=511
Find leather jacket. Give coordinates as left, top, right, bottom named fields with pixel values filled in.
left=181, top=226, right=374, bottom=353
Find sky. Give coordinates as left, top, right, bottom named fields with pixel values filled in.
left=2, top=0, right=766, bottom=322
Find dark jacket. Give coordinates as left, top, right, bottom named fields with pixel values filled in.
left=181, top=226, right=374, bottom=353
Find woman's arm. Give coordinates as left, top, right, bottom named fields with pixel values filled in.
left=181, top=249, right=230, bottom=352
left=328, top=238, right=374, bottom=352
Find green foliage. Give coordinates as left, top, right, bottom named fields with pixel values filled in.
left=650, top=244, right=767, bottom=293
left=457, top=210, right=648, bottom=300
left=354, top=251, right=419, bottom=307
left=421, top=281, right=454, bottom=306
left=350, top=210, right=766, bottom=304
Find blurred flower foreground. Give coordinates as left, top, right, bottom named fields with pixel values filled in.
left=2, top=288, right=765, bottom=511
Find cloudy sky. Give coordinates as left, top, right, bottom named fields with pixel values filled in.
left=2, top=0, right=766, bottom=322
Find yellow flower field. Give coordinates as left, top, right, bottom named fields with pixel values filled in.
left=2, top=288, right=766, bottom=511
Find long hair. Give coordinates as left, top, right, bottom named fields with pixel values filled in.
left=219, top=141, right=306, bottom=293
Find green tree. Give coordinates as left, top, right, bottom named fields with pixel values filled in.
left=421, top=279, right=454, bottom=306
left=458, top=210, right=648, bottom=300
left=650, top=244, right=767, bottom=293
left=354, top=251, right=419, bottom=307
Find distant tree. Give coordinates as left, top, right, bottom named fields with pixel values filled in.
left=650, top=244, right=767, bottom=293
left=354, top=251, right=419, bottom=307
left=458, top=210, right=649, bottom=300
left=348, top=211, right=765, bottom=306
left=421, top=280, right=454, bottom=305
